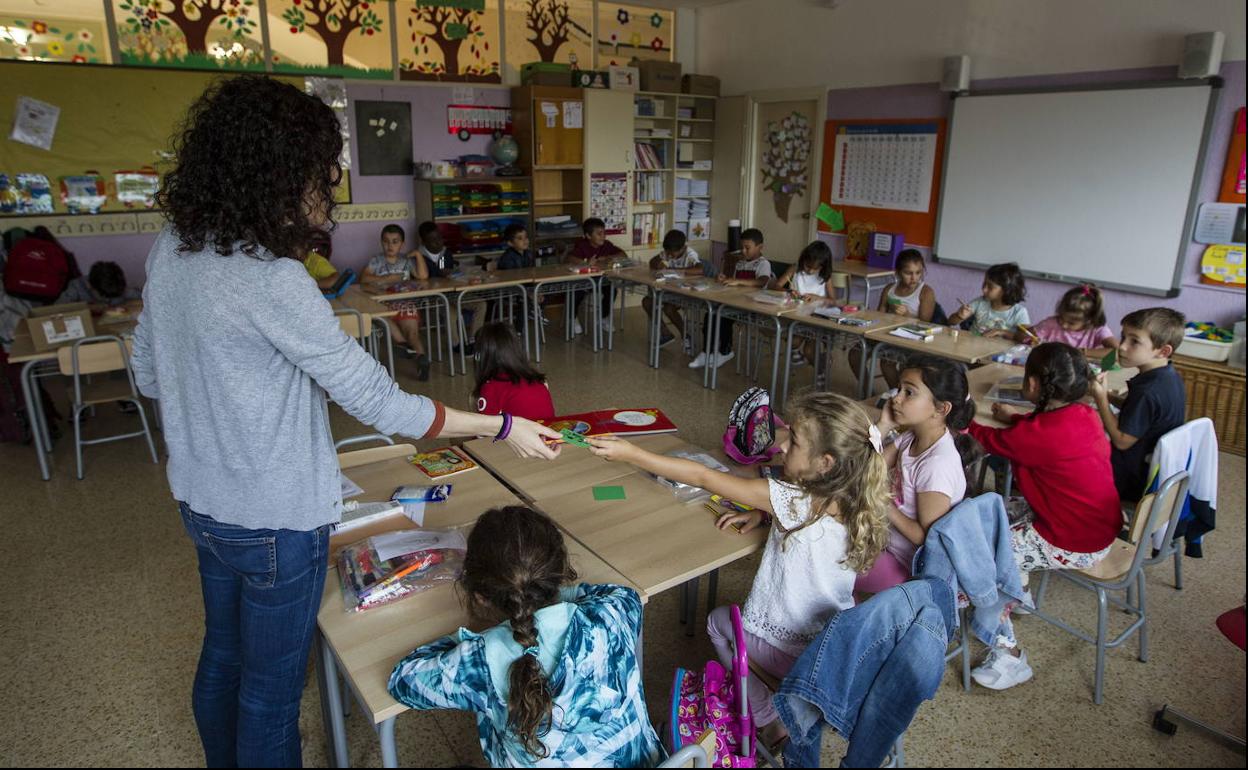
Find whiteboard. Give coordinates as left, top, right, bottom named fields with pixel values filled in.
left=934, top=83, right=1216, bottom=296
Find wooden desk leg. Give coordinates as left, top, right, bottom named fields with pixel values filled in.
left=21, top=359, right=51, bottom=481
left=316, top=632, right=351, bottom=768
left=377, top=717, right=399, bottom=768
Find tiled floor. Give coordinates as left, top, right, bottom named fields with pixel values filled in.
left=1, top=306, right=1243, bottom=767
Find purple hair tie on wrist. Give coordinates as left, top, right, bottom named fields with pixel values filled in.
left=493, top=413, right=513, bottom=442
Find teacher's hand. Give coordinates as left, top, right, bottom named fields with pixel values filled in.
left=505, top=417, right=563, bottom=460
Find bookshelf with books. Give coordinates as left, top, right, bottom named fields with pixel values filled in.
left=629, top=91, right=679, bottom=258
left=674, top=94, right=717, bottom=255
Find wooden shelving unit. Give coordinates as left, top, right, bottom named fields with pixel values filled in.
left=412, top=176, right=532, bottom=264
left=513, top=85, right=585, bottom=264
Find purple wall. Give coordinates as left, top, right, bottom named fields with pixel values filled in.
left=817, top=62, right=1247, bottom=329
left=66, top=83, right=510, bottom=284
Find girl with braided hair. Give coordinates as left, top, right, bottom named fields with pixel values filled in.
left=388, top=506, right=663, bottom=767
left=966, top=342, right=1122, bottom=691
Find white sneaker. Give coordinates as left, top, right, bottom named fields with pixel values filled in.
left=688, top=352, right=708, bottom=368
left=572, top=319, right=584, bottom=336
left=1012, top=590, right=1035, bottom=616
left=710, top=350, right=735, bottom=368
left=972, top=647, right=1033, bottom=690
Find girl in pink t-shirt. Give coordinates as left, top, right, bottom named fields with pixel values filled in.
left=857, top=357, right=981, bottom=594
left=1028, top=284, right=1118, bottom=353
left=472, top=322, right=555, bottom=421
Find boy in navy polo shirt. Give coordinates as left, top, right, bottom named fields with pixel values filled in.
left=1089, top=307, right=1187, bottom=502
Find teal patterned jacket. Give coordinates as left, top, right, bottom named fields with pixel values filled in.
left=388, top=583, right=665, bottom=768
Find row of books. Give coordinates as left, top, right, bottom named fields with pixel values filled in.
left=636, top=172, right=667, bottom=203
left=632, top=212, right=668, bottom=248
left=634, top=142, right=667, bottom=170
left=675, top=177, right=709, bottom=197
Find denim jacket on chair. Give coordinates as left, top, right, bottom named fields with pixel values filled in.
left=773, top=578, right=954, bottom=768
left=914, top=492, right=1027, bottom=647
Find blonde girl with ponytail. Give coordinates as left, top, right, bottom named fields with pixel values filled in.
left=588, top=391, right=891, bottom=749
left=388, top=506, right=663, bottom=767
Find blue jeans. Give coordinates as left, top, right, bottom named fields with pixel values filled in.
left=180, top=503, right=330, bottom=768
left=775, top=578, right=954, bottom=769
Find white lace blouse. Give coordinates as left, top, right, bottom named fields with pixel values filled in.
left=741, top=479, right=857, bottom=656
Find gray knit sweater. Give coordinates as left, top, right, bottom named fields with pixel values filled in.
left=131, top=227, right=445, bottom=531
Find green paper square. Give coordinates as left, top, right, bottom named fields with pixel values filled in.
left=592, top=485, right=627, bottom=501
left=561, top=428, right=591, bottom=447
left=815, top=203, right=845, bottom=231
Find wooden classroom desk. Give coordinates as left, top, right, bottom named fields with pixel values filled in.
left=704, top=286, right=806, bottom=393
left=831, top=259, right=896, bottom=308
left=9, top=324, right=135, bottom=481
left=447, top=268, right=534, bottom=373
left=533, top=470, right=768, bottom=597
left=528, top=264, right=606, bottom=358
left=462, top=432, right=688, bottom=503
left=781, top=305, right=911, bottom=402
left=648, top=278, right=734, bottom=382
left=361, top=278, right=461, bottom=375
left=315, top=520, right=642, bottom=768
left=864, top=325, right=1015, bottom=365
left=330, top=285, right=398, bottom=318
left=961, top=361, right=1136, bottom=428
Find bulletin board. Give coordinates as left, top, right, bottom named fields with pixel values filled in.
left=0, top=61, right=341, bottom=221
left=816, top=117, right=946, bottom=249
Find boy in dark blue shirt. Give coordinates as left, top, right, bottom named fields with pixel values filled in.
left=1089, top=307, right=1187, bottom=501
left=497, top=223, right=534, bottom=270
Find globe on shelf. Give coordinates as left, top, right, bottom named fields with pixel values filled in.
left=490, top=134, right=522, bottom=177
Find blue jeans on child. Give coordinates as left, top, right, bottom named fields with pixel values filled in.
left=180, top=502, right=331, bottom=768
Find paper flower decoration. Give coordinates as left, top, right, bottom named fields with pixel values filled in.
left=650, top=13, right=663, bottom=28
left=617, top=8, right=630, bottom=24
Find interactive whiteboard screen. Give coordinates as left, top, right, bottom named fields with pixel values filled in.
left=935, top=83, right=1215, bottom=296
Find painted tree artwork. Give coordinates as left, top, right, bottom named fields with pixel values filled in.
left=596, top=4, right=672, bottom=67
left=113, top=0, right=264, bottom=69
left=400, top=0, right=500, bottom=83
left=270, top=0, right=392, bottom=78
left=0, top=14, right=109, bottom=65
left=760, top=111, right=812, bottom=223
left=503, top=0, right=590, bottom=81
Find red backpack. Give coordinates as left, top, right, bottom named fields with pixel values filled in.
left=3, top=232, right=72, bottom=302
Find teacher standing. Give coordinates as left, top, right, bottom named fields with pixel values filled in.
left=131, top=76, right=561, bottom=768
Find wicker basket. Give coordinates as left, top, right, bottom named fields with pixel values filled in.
left=1172, top=355, right=1246, bottom=456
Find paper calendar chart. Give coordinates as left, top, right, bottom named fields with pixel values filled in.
left=830, top=123, right=939, bottom=213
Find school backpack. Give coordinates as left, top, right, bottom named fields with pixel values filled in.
left=3, top=229, right=72, bottom=302
left=723, top=387, right=786, bottom=465
left=667, top=606, right=757, bottom=768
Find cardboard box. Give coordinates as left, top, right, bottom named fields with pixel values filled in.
left=630, top=58, right=682, bottom=93
left=682, top=74, right=720, bottom=96
left=26, top=303, right=95, bottom=352
left=608, top=65, right=640, bottom=91
left=520, top=61, right=572, bottom=86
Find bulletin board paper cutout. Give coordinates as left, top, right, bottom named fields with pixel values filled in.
left=589, top=172, right=627, bottom=234
left=817, top=118, right=947, bottom=250
left=10, top=96, right=59, bottom=151
left=1219, top=107, right=1245, bottom=204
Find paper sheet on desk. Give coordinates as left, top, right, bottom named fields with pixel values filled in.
left=372, top=529, right=467, bottom=562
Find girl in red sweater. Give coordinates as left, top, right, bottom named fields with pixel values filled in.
left=472, top=322, right=556, bottom=421
left=967, top=342, right=1121, bottom=691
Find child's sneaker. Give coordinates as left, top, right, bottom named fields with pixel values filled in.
left=710, top=350, right=735, bottom=368
left=572, top=318, right=584, bottom=336
left=790, top=349, right=807, bottom=366
left=658, top=331, right=676, bottom=348
left=688, top=351, right=709, bottom=368
left=972, top=647, right=1033, bottom=690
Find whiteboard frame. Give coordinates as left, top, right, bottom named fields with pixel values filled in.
left=932, top=78, right=1223, bottom=298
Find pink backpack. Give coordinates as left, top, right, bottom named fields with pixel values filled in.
left=667, top=605, right=757, bottom=768
left=723, top=387, right=786, bottom=465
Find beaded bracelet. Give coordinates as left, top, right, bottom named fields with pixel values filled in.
left=493, top=413, right=513, bottom=442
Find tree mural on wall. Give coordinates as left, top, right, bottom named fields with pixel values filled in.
left=760, top=111, right=812, bottom=223
left=524, top=0, right=571, bottom=62
left=116, top=0, right=260, bottom=66
left=402, top=1, right=499, bottom=82
left=282, top=0, right=384, bottom=67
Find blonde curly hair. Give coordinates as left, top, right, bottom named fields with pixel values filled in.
left=782, top=390, right=891, bottom=573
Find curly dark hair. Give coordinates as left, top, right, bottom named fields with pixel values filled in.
left=459, top=506, right=577, bottom=758
left=157, top=76, right=343, bottom=261
left=1024, top=342, right=1092, bottom=417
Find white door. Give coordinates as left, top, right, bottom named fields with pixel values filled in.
left=745, top=93, right=824, bottom=265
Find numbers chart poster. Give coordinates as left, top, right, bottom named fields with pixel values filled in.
left=830, top=123, right=939, bottom=213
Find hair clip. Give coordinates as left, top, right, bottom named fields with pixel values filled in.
left=522, top=646, right=540, bottom=658
left=867, top=423, right=884, bottom=455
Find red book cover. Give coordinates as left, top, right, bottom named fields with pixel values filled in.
left=539, top=408, right=678, bottom=438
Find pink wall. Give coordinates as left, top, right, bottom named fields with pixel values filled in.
left=816, top=62, right=1247, bottom=329
left=61, top=83, right=510, bottom=284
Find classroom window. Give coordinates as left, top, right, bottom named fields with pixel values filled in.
left=398, top=0, right=501, bottom=83
left=502, top=0, right=592, bottom=84
left=595, top=2, right=672, bottom=68
left=0, top=0, right=110, bottom=65
left=268, top=0, right=393, bottom=79
left=110, top=0, right=266, bottom=70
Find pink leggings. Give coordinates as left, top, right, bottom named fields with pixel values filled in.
left=706, top=606, right=798, bottom=726
left=853, top=550, right=911, bottom=594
